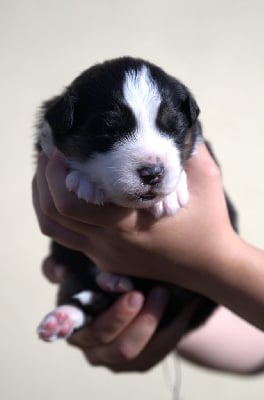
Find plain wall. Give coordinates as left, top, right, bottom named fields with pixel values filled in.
left=1, top=0, right=264, bottom=399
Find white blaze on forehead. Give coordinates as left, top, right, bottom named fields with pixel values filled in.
left=121, top=65, right=180, bottom=165
left=123, top=66, right=162, bottom=133
left=54, top=65, right=184, bottom=211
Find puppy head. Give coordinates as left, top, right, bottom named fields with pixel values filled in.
left=39, top=57, right=201, bottom=208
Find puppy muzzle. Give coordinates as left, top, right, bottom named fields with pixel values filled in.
left=137, top=163, right=165, bottom=186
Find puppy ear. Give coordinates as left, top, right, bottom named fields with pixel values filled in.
left=45, top=91, right=77, bottom=133
left=181, top=94, right=200, bottom=126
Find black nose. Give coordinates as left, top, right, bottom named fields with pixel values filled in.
left=137, top=164, right=165, bottom=186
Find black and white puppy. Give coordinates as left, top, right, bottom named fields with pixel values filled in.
left=36, top=57, right=237, bottom=342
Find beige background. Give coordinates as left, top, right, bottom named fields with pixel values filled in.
left=1, top=0, right=264, bottom=399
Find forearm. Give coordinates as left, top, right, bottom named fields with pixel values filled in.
left=178, top=306, right=264, bottom=374
left=197, top=235, right=264, bottom=331
left=34, top=149, right=264, bottom=332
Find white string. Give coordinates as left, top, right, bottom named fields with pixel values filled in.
left=163, top=350, right=185, bottom=400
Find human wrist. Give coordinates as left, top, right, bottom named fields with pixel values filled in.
left=198, top=230, right=243, bottom=299
left=164, top=223, right=240, bottom=296
left=199, top=233, right=264, bottom=330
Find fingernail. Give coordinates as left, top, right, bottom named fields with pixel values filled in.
left=116, top=277, right=134, bottom=292
left=127, top=293, right=144, bottom=310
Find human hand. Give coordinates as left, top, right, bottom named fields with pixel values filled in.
left=42, top=257, right=197, bottom=372
left=32, top=143, right=239, bottom=295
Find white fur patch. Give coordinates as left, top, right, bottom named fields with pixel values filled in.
left=67, top=134, right=182, bottom=211
left=66, top=66, right=184, bottom=213
left=123, top=66, right=162, bottom=132
left=73, top=290, right=95, bottom=306
left=39, top=66, right=188, bottom=217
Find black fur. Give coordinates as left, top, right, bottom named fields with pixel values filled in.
left=37, top=57, right=238, bottom=334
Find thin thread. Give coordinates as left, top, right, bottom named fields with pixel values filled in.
left=163, top=350, right=185, bottom=400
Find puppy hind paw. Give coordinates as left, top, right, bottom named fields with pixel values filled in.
left=96, top=272, right=134, bottom=293
left=37, top=305, right=85, bottom=342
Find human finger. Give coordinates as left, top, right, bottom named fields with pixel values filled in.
left=69, top=291, right=145, bottom=348
left=109, top=299, right=199, bottom=373
left=81, top=287, right=169, bottom=367
left=185, top=142, right=221, bottom=189
left=134, top=299, right=200, bottom=370
left=35, top=153, right=86, bottom=230
left=96, top=271, right=134, bottom=293
left=32, top=175, right=89, bottom=252
left=45, top=150, right=141, bottom=231
left=41, top=256, right=66, bottom=284
left=108, top=287, right=169, bottom=361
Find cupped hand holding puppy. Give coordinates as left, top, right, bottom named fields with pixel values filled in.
left=42, top=256, right=198, bottom=371
left=32, top=143, right=232, bottom=285
left=33, top=142, right=264, bottom=331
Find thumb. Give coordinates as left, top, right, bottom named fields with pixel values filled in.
left=185, top=142, right=221, bottom=193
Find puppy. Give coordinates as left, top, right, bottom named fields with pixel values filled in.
left=36, top=57, right=238, bottom=342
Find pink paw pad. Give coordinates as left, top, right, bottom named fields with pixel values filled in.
left=37, top=305, right=85, bottom=342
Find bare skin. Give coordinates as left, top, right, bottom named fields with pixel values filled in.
left=33, top=143, right=264, bottom=372
left=42, top=257, right=264, bottom=374
left=42, top=256, right=198, bottom=372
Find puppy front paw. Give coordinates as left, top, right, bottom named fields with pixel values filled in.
left=65, top=170, right=106, bottom=205
left=149, top=201, right=165, bottom=219
left=176, top=170, right=189, bottom=207
left=162, top=191, right=181, bottom=216
left=149, top=192, right=180, bottom=218
left=149, top=170, right=189, bottom=218
left=163, top=170, right=189, bottom=215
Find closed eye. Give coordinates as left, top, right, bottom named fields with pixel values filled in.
left=103, top=102, right=136, bottom=134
